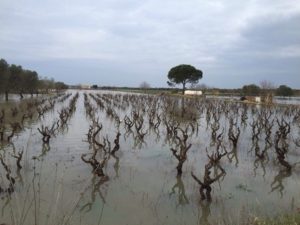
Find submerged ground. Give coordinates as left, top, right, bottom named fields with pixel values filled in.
left=0, top=91, right=300, bottom=225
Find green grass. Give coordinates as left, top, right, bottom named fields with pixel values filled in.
left=250, top=213, right=300, bottom=225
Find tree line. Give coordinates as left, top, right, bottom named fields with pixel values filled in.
left=165, top=64, right=296, bottom=97
left=241, top=83, right=294, bottom=97
left=0, top=58, right=68, bottom=101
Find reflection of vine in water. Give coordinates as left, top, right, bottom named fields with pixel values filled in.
left=253, top=157, right=268, bottom=179
left=213, top=164, right=226, bottom=190
left=33, top=143, right=50, bottom=160
left=111, top=154, right=120, bottom=179
left=15, top=168, right=24, bottom=186
left=169, top=176, right=189, bottom=207
left=58, top=122, right=69, bottom=135
left=132, top=134, right=147, bottom=150
left=123, top=129, right=134, bottom=143
left=1, top=195, right=11, bottom=217
left=270, top=169, right=292, bottom=198
left=294, top=138, right=300, bottom=148
left=0, top=153, right=15, bottom=195
left=227, top=147, right=239, bottom=167
left=80, top=175, right=109, bottom=213
left=5, top=143, right=24, bottom=186
left=253, top=144, right=270, bottom=179
left=197, top=200, right=212, bottom=225
left=150, top=128, right=161, bottom=144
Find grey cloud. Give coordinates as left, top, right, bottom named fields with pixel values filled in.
left=211, top=15, right=300, bottom=88
left=241, top=15, right=300, bottom=51
left=0, top=0, right=299, bottom=88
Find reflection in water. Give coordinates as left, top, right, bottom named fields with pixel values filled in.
left=132, top=134, right=147, bottom=150
left=1, top=195, right=11, bottom=217
left=198, top=200, right=211, bottom=225
left=253, top=144, right=270, bottom=179
left=123, top=129, right=133, bottom=142
left=152, top=128, right=161, bottom=143
left=16, top=167, right=24, bottom=186
left=227, top=147, right=239, bottom=167
left=111, top=154, right=120, bottom=179
left=270, top=169, right=292, bottom=198
left=58, top=123, right=69, bottom=135
left=169, top=176, right=189, bottom=207
left=10, top=142, right=16, bottom=155
left=36, top=143, right=50, bottom=159
left=80, top=175, right=109, bottom=213
left=294, top=138, right=300, bottom=147
left=253, top=158, right=267, bottom=179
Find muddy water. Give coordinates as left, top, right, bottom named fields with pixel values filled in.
left=0, top=91, right=300, bottom=225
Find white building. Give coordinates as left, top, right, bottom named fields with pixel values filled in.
left=184, top=90, right=203, bottom=96
left=79, top=84, right=91, bottom=90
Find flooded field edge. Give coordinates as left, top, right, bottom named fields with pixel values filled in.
left=0, top=90, right=299, bottom=225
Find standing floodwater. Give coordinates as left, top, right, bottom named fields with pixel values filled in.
left=0, top=90, right=300, bottom=225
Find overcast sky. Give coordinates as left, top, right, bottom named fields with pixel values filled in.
left=0, top=0, right=300, bottom=88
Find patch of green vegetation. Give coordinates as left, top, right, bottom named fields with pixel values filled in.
left=251, top=213, right=300, bottom=225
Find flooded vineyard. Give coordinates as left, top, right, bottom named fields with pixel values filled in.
left=0, top=91, right=300, bottom=225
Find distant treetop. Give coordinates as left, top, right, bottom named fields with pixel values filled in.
left=276, top=85, right=294, bottom=96
left=242, top=84, right=261, bottom=96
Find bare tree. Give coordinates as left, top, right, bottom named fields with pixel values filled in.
left=260, top=80, right=275, bottom=90
left=139, top=81, right=151, bottom=93
left=140, top=81, right=150, bottom=89
left=260, top=80, right=275, bottom=103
